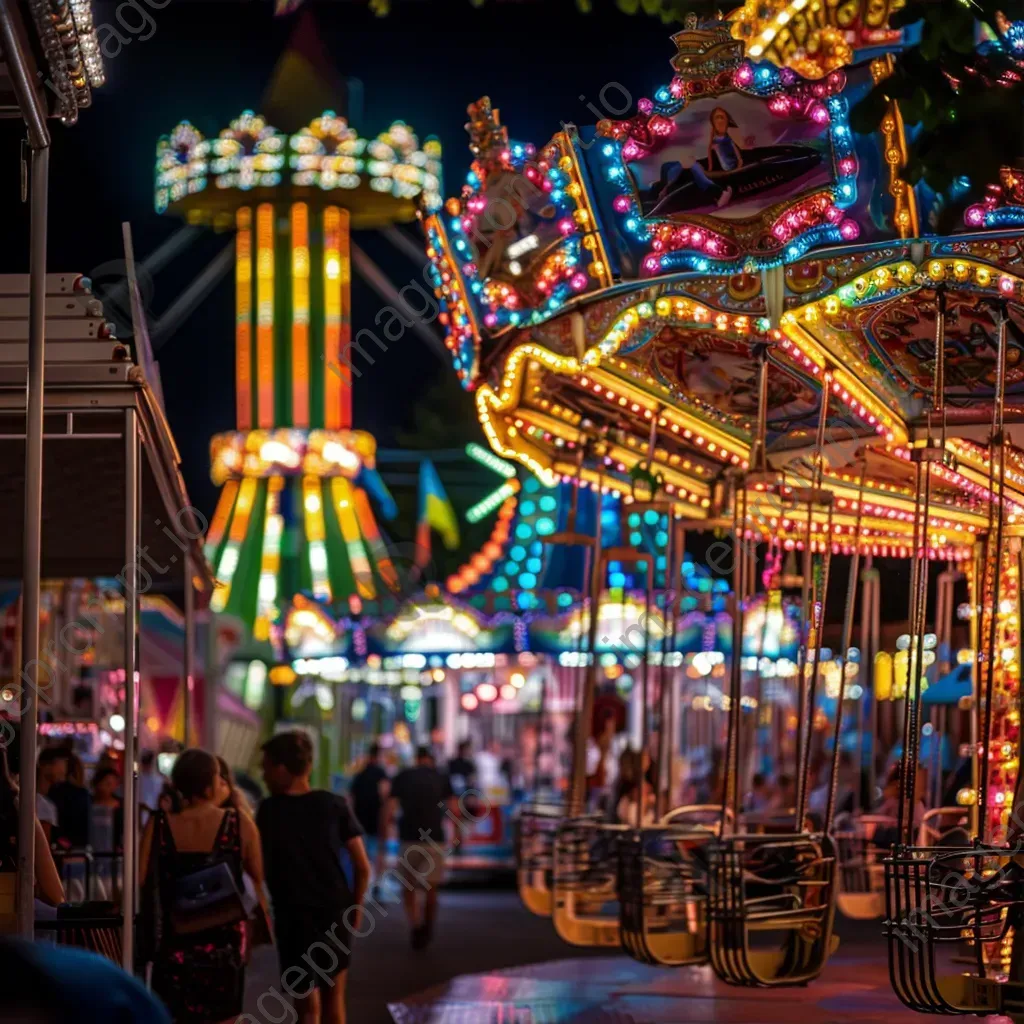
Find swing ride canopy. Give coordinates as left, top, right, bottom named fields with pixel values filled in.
left=423, top=8, right=1024, bottom=851
left=423, top=15, right=1024, bottom=562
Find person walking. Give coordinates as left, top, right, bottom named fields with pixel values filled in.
left=447, top=740, right=476, bottom=797
left=49, top=751, right=91, bottom=901
left=138, top=750, right=167, bottom=825
left=258, top=731, right=370, bottom=1024
left=89, top=764, right=124, bottom=900
left=140, top=748, right=267, bottom=1024
left=349, top=742, right=390, bottom=886
left=0, top=747, right=64, bottom=930
left=215, top=755, right=254, bottom=820
left=385, top=746, right=456, bottom=950
left=50, top=750, right=90, bottom=849
left=36, top=747, right=69, bottom=843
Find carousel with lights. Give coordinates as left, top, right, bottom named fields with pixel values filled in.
left=421, top=6, right=1024, bottom=1012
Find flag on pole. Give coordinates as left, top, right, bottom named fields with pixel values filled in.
left=415, top=460, right=459, bottom=567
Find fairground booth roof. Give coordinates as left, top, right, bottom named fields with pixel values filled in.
left=424, top=11, right=1024, bottom=561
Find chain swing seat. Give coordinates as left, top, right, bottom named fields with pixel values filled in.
left=881, top=305, right=1024, bottom=1021
left=552, top=815, right=631, bottom=947
left=918, top=808, right=971, bottom=849
left=553, top=542, right=660, bottom=949
left=617, top=805, right=729, bottom=966
left=708, top=829, right=839, bottom=986
left=884, top=842, right=1024, bottom=1019
left=708, top=443, right=844, bottom=986
left=519, top=449, right=600, bottom=925
left=516, top=799, right=564, bottom=917
left=835, top=813, right=899, bottom=920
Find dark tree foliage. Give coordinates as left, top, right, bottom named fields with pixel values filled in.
left=850, top=0, right=1024, bottom=231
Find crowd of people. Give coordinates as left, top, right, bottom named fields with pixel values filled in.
left=0, top=732, right=503, bottom=1023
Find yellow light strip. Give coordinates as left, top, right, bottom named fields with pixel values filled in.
left=331, top=477, right=375, bottom=600
left=522, top=405, right=716, bottom=499
left=210, top=476, right=257, bottom=612
left=323, top=206, right=351, bottom=430
left=302, top=475, right=331, bottom=601
left=872, top=56, right=919, bottom=239
left=235, top=208, right=253, bottom=430
left=782, top=256, right=1024, bottom=446
left=204, top=478, right=238, bottom=562
left=291, top=202, right=310, bottom=428
left=254, top=476, right=284, bottom=642
left=551, top=462, right=708, bottom=519
left=556, top=132, right=612, bottom=289
left=478, top=299, right=759, bottom=481
left=582, top=366, right=750, bottom=467
left=256, top=203, right=275, bottom=428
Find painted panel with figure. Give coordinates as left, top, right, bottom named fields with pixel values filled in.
left=628, top=93, right=834, bottom=222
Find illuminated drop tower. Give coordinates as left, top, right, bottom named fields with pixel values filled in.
left=154, top=109, right=442, bottom=648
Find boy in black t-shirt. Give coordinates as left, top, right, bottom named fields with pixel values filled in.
left=258, top=731, right=370, bottom=1024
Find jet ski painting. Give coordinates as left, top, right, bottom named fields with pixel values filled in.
left=627, top=94, right=833, bottom=222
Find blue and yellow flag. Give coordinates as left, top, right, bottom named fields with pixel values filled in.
left=416, top=460, right=459, bottom=567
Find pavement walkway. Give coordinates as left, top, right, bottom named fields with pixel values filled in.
left=240, top=883, right=948, bottom=1024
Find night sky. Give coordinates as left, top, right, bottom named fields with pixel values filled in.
left=0, top=0, right=917, bottom=619
left=0, top=0, right=680, bottom=518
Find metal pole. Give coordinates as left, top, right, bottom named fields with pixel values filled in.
left=16, top=144, right=49, bottom=940
left=183, top=553, right=194, bottom=748
left=122, top=407, right=139, bottom=972
left=202, top=612, right=218, bottom=754
left=0, top=0, right=50, bottom=150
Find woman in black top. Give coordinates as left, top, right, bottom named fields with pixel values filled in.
left=140, top=749, right=268, bottom=1024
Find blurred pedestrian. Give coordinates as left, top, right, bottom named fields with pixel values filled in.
left=350, top=742, right=390, bottom=885
left=215, top=756, right=253, bottom=820
left=50, top=751, right=90, bottom=848
left=0, top=747, right=64, bottom=919
left=386, top=746, right=455, bottom=950
left=36, top=747, right=69, bottom=843
left=140, top=748, right=266, bottom=1024
left=614, top=749, right=656, bottom=826
left=258, top=731, right=369, bottom=1024
left=157, top=783, right=181, bottom=816
left=89, top=764, right=124, bottom=899
left=447, top=740, right=476, bottom=797
left=49, top=751, right=91, bottom=900
left=744, top=772, right=771, bottom=814
left=138, top=750, right=167, bottom=825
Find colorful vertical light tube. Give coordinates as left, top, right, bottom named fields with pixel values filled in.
left=235, top=209, right=253, bottom=430
left=323, top=206, right=351, bottom=429
left=256, top=203, right=275, bottom=428
left=210, top=477, right=258, bottom=612
left=291, top=202, right=310, bottom=427
left=254, top=476, right=284, bottom=643
left=352, top=485, right=398, bottom=592
left=204, top=478, right=239, bottom=563
left=331, top=477, right=375, bottom=599
left=303, top=475, right=331, bottom=601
